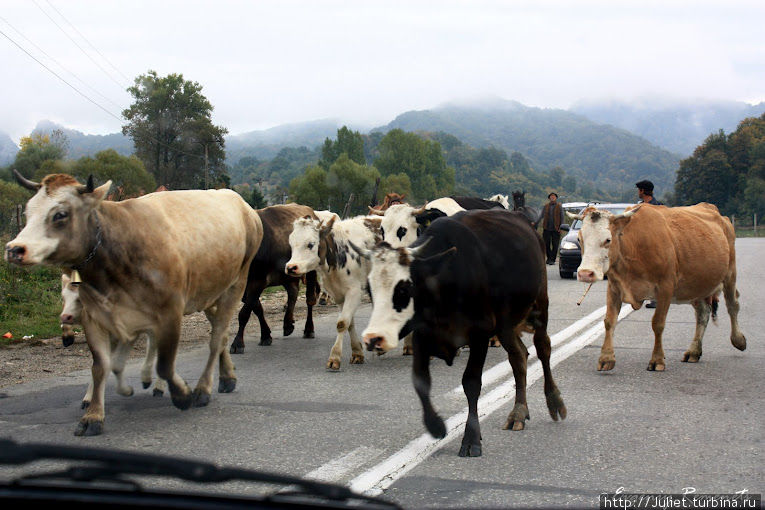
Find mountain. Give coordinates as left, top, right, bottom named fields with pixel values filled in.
left=570, top=98, right=765, bottom=156
left=375, top=98, right=682, bottom=193
left=32, top=120, right=133, bottom=159
left=0, top=131, right=18, bottom=165
left=227, top=119, right=368, bottom=162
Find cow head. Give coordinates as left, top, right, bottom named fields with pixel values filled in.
left=5, top=171, right=111, bottom=267
left=573, top=206, right=640, bottom=282
left=488, top=194, right=510, bottom=209
left=378, top=203, right=447, bottom=248
left=60, top=272, right=81, bottom=347
left=285, top=215, right=335, bottom=276
left=351, top=238, right=455, bottom=353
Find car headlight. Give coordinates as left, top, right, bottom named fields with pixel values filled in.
left=560, top=241, right=578, bottom=250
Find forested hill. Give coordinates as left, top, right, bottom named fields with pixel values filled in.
left=376, top=98, right=682, bottom=193
left=571, top=98, right=765, bottom=156
left=0, top=132, right=17, bottom=165
left=32, top=120, right=133, bottom=159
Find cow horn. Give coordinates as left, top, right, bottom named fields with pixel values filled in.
left=319, top=215, right=336, bottom=236
left=12, top=169, right=41, bottom=191
left=367, top=206, right=385, bottom=216
left=613, top=205, right=641, bottom=220
left=566, top=211, right=584, bottom=221
left=410, top=204, right=428, bottom=216
left=348, top=240, right=372, bottom=260
left=77, top=175, right=95, bottom=195
left=407, top=236, right=432, bottom=258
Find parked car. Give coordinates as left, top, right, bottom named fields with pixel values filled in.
left=558, top=203, right=635, bottom=279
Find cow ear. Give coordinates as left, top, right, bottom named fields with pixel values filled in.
left=319, top=215, right=336, bottom=237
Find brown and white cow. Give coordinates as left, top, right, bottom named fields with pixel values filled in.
left=6, top=171, right=263, bottom=436
left=572, top=203, right=746, bottom=372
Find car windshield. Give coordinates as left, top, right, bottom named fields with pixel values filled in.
left=570, top=206, right=628, bottom=229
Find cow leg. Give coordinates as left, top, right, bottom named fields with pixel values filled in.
left=499, top=331, right=530, bottom=431
left=723, top=275, right=746, bottom=351
left=647, top=294, right=670, bottom=371
left=76, top=323, right=110, bottom=436
left=459, top=336, right=489, bottom=457
left=303, top=271, right=319, bottom=338
left=283, top=279, right=298, bottom=337
left=231, top=280, right=268, bottom=352
left=327, top=291, right=361, bottom=370
left=683, top=300, right=710, bottom=363
left=412, top=332, right=446, bottom=439
left=402, top=332, right=414, bottom=355
left=598, top=283, right=622, bottom=371
left=532, top=317, right=567, bottom=422
left=155, top=316, right=193, bottom=411
left=111, top=338, right=134, bottom=397
left=196, top=283, right=242, bottom=405
left=142, top=334, right=165, bottom=396
left=348, top=319, right=365, bottom=364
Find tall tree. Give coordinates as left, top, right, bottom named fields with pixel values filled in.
left=319, top=126, right=366, bottom=169
left=7, top=130, right=68, bottom=179
left=122, top=70, right=228, bottom=189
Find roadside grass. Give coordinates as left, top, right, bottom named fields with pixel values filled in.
left=0, top=262, right=62, bottom=344
left=735, top=227, right=763, bottom=238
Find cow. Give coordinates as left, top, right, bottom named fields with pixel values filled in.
left=511, top=190, right=540, bottom=225
left=229, top=203, right=320, bottom=354
left=285, top=214, right=380, bottom=370
left=60, top=271, right=166, bottom=403
left=6, top=171, right=263, bottom=436
left=571, top=203, right=746, bottom=372
left=487, top=194, right=510, bottom=209
left=351, top=209, right=567, bottom=457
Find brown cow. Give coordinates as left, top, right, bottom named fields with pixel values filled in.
left=572, top=203, right=746, bottom=372
left=6, top=171, right=263, bottom=436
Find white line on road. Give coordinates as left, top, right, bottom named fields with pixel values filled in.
left=348, top=304, right=633, bottom=496
left=303, top=446, right=384, bottom=482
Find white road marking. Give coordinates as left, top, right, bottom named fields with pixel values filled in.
left=303, top=446, right=385, bottom=482
left=348, top=304, right=633, bottom=496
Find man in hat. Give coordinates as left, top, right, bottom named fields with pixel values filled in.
left=635, top=180, right=663, bottom=206
left=535, top=192, right=565, bottom=265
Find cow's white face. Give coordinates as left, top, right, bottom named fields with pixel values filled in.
left=60, top=273, right=82, bottom=324
left=361, top=245, right=415, bottom=352
left=488, top=194, right=510, bottom=209
left=5, top=175, right=111, bottom=266
left=576, top=209, right=614, bottom=282
left=380, top=204, right=420, bottom=248
left=286, top=216, right=322, bottom=276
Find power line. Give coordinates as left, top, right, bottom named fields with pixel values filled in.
left=0, top=14, right=123, bottom=111
left=44, top=0, right=131, bottom=83
left=31, top=0, right=128, bottom=91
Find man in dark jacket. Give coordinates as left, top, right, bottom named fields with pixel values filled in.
left=535, top=192, right=565, bottom=265
left=636, top=180, right=663, bottom=205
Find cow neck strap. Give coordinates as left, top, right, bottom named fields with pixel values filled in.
left=72, top=211, right=102, bottom=273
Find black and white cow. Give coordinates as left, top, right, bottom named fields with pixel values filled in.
left=285, top=214, right=380, bottom=370
left=351, top=209, right=567, bottom=457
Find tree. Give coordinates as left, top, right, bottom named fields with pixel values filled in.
left=69, top=150, right=156, bottom=199
left=122, top=70, right=228, bottom=189
left=251, top=186, right=267, bottom=209
left=319, top=126, right=366, bottom=169
left=8, top=131, right=68, bottom=179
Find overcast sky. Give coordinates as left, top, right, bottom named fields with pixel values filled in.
left=1, top=0, right=763, bottom=142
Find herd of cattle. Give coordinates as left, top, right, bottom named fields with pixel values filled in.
left=4, top=171, right=747, bottom=457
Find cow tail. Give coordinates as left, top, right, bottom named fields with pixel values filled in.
left=711, top=298, right=718, bottom=324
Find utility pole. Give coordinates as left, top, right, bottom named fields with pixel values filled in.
left=204, top=143, right=209, bottom=190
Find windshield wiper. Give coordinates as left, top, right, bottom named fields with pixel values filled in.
left=0, top=439, right=399, bottom=509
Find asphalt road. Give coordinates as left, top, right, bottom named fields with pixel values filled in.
left=1, top=239, right=762, bottom=508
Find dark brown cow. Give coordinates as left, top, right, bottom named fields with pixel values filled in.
left=573, top=203, right=746, bottom=371
left=229, top=203, right=320, bottom=354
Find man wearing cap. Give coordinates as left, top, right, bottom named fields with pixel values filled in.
left=635, top=180, right=663, bottom=206
left=535, top=192, right=565, bottom=265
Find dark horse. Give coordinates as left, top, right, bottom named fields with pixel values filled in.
left=512, top=190, right=540, bottom=225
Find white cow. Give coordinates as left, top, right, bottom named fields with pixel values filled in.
left=285, top=214, right=380, bottom=370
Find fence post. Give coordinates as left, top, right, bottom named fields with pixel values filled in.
left=755, top=213, right=758, bottom=237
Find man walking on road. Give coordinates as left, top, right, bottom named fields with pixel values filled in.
left=535, top=192, right=565, bottom=265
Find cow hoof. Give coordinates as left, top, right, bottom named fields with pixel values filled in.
left=230, top=344, right=245, bottom=355
left=153, top=388, right=164, bottom=397
left=402, top=345, right=413, bottom=356
left=458, top=444, right=482, bottom=457
left=283, top=323, right=295, bottom=337
left=303, top=331, right=315, bottom=339
left=171, top=392, right=193, bottom=411
left=489, top=337, right=501, bottom=348
left=192, top=389, right=211, bottom=407
left=424, top=413, right=446, bottom=439
left=118, top=387, right=134, bottom=397
left=218, top=377, right=236, bottom=393
left=647, top=361, right=666, bottom=371
left=74, top=420, right=103, bottom=437
left=142, top=381, right=152, bottom=389
left=259, top=337, right=272, bottom=346
left=326, top=359, right=341, bottom=371
left=731, top=333, right=746, bottom=351
left=545, top=388, right=567, bottom=421
left=350, top=354, right=365, bottom=364
left=503, top=403, right=530, bottom=431
left=81, top=400, right=90, bottom=409
left=62, top=335, right=75, bottom=347
left=597, top=358, right=615, bottom=371
left=682, top=351, right=701, bottom=363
